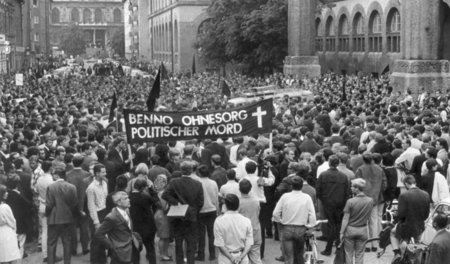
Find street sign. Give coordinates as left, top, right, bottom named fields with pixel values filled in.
left=15, top=74, right=23, bottom=86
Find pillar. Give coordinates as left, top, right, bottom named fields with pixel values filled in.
left=284, top=0, right=321, bottom=78
left=391, top=0, right=450, bottom=94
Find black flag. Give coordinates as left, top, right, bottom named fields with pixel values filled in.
left=342, top=79, right=347, bottom=101
left=109, top=92, right=117, bottom=123
left=221, top=79, right=231, bottom=97
left=192, top=54, right=196, bottom=74
left=147, top=70, right=161, bottom=111
left=160, top=62, right=169, bottom=80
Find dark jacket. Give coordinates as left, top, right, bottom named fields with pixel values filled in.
left=426, top=229, right=450, bottom=264
left=45, top=180, right=78, bottom=225
left=5, top=190, right=33, bottom=234
left=396, top=187, right=430, bottom=240
left=96, top=207, right=134, bottom=263
left=162, top=176, right=204, bottom=222
left=66, top=167, right=91, bottom=214
left=129, top=192, right=157, bottom=238
left=316, top=167, right=350, bottom=209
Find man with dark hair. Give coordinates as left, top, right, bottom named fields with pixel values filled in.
left=46, top=167, right=78, bottom=264
left=425, top=214, right=450, bottom=264
left=148, top=154, right=171, bottom=183
left=196, top=164, right=219, bottom=261
left=390, top=175, right=430, bottom=261
left=162, top=160, right=204, bottom=264
left=13, top=157, right=33, bottom=202
left=66, top=154, right=91, bottom=256
left=219, top=169, right=240, bottom=198
left=316, top=155, right=350, bottom=255
left=273, top=176, right=316, bottom=264
left=210, top=154, right=227, bottom=189
left=52, top=146, right=66, bottom=170
left=214, top=194, right=253, bottom=264
left=86, top=163, right=108, bottom=264
left=239, top=179, right=262, bottom=264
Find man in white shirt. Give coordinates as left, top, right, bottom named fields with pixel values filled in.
left=214, top=194, right=253, bottom=264
left=35, top=160, right=54, bottom=261
left=235, top=148, right=252, bottom=180
left=273, top=176, right=316, bottom=264
left=395, top=139, right=421, bottom=171
left=86, top=164, right=108, bottom=264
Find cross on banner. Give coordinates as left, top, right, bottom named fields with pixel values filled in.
left=252, top=106, right=267, bottom=128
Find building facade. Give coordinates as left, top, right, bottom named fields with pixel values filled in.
left=0, top=0, right=25, bottom=73
left=27, top=0, right=51, bottom=57
left=143, top=0, right=210, bottom=73
left=123, top=0, right=139, bottom=59
left=49, top=0, right=123, bottom=53
left=286, top=0, right=450, bottom=93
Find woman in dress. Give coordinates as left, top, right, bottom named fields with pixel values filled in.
left=153, top=174, right=172, bottom=261
left=0, top=184, right=21, bottom=264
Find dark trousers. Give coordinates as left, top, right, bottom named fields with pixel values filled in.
left=259, top=202, right=267, bottom=258
left=89, top=209, right=108, bottom=264
left=173, top=220, right=198, bottom=264
left=70, top=214, right=90, bottom=253
left=197, top=211, right=216, bottom=259
left=324, top=207, right=343, bottom=252
left=260, top=200, right=275, bottom=236
left=48, top=223, right=73, bottom=264
left=141, top=231, right=156, bottom=264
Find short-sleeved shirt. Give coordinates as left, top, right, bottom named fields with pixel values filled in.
left=214, top=211, right=253, bottom=252
left=343, top=193, right=373, bottom=227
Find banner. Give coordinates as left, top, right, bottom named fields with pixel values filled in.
left=15, top=74, right=23, bottom=86
left=124, top=99, right=273, bottom=143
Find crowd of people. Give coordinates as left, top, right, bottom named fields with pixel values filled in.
left=0, top=63, right=450, bottom=264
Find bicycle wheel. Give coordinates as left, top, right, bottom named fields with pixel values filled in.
left=362, top=238, right=395, bottom=264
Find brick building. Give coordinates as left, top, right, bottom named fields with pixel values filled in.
left=0, top=0, right=25, bottom=73
left=49, top=0, right=124, bottom=53
left=140, top=0, right=210, bottom=73
left=285, top=0, right=450, bottom=93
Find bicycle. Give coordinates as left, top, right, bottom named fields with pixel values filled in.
left=303, top=219, right=328, bottom=264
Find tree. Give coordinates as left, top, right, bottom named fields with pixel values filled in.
left=195, top=0, right=287, bottom=75
left=59, top=24, right=86, bottom=56
left=111, top=27, right=125, bottom=58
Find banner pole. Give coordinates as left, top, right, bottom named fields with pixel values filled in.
left=115, top=109, right=118, bottom=132
left=269, top=132, right=273, bottom=154
left=127, top=143, right=133, bottom=169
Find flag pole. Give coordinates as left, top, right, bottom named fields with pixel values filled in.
left=115, top=108, right=118, bottom=132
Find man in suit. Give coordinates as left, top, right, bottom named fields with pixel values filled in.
left=162, top=160, right=204, bottom=264
left=5, top=174, right=33, bottom=259
left=96, top=191, right=139, bottom=264
left=66, top=154, right=91, bottom=256
left=390, top=175, right=430, bottom=261
left=46, top=167, right=79, bottom=264
left=107, top=137, right=129, bottom=177
left=425, top=213, right=450, bottom=264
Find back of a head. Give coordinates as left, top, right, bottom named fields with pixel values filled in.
left=239, top=179, right=252, bottom=195
left=351, top=178, right=366, bottom=192
left=72, top=154, right=84, bottom=167
left=226, top=169, right=236, bottom=181
left=198, top=164, right=209, bottom=178
left=115, top=174, right=129, bottom=190
left=328, top=154, right=339, bottom=167
left=180, top=160, right=194, bottom=176
left=133, top=178, right=148, bottom=192
left=291, top=176, right=303, bottom=191
left=362, top=153, right=372, bottom=164
left=224, top=193, right=240, bottom=211
left=433, top=213, right=449, bottom=230
left=245, top=161, right=257, bottom=174
left=403, top=174, right=416, bottom=186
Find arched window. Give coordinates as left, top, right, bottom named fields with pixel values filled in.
left=369, top=11, right=382, bottom=52
left=94, top=9, right=103, bottom=23
left=52, top=8, right=60, bottom=23
left=352, top=13, right=365, bottom=52
left=387, top=8, right=401, bottom=52
left=325, top=17, right=336, bottom=51
left=113, top=8, right=121, bottom=23
left=71, top=8, right=79, bottom=23
left=338, top=15, right=349, bottom=51
left=83, top=8, right=92, bottom=24
left=315, top=18, right=323, bottom=51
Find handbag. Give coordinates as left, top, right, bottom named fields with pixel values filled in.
left=334, top=242, right=345, bottom=264
left=167, top=203, right=189, bottom=218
